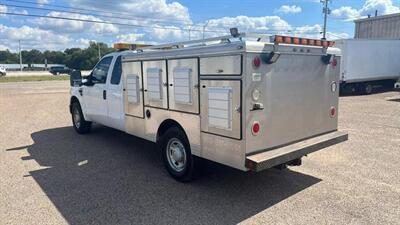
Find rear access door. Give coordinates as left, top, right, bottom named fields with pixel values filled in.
left=245, top=49, right=341, bottom=154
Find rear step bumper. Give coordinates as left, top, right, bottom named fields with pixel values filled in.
left=245, top=131, right=348, bottom=172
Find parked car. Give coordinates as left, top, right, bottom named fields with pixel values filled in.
left=49, top=66, right=72, bottom=75
left=0, top=66, right=6, bottom=76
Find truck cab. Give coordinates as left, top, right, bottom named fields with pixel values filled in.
left=70, top=52, right=127, bottom=132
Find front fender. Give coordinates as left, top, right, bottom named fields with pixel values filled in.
left=70, top=87, right=90, bottom=121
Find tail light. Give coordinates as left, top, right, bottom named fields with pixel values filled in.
left=253, top=56, right=261, bottom=68
left=332, top=58, right=337, bottom=67
left=252, top=121, right=260, bottom=136
left=330, top=106, right=336, bottom=118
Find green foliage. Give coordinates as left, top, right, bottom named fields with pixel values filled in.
left=0, top=42, right=115, bottom=70
left=0, top=50, right=19, bottom=64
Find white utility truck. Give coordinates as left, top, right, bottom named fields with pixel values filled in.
left=69, top=32, right=348, bottom=181
left=336, top=39, right=400, bottom=94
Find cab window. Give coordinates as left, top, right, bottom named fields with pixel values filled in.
left=110, top=56, right=122, bottom=85
left=92, top=56, right=113, bottom=84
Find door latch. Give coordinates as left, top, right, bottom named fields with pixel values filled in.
left=103, top=90, right=107, bottom=100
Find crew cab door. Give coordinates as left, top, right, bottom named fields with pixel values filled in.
left=82, top=56, right=113, bottom=125
left=106, top=55, right=124, bottom=130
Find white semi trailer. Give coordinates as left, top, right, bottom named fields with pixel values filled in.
left=336, top=39, right=400, bottom=94
left=69, top=32, right=348, bottom=181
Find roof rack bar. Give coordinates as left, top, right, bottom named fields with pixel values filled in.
left=136, top=32, right=271, bottom=51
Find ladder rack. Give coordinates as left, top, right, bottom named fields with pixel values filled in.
left=136, top=33, right=271, bottom=52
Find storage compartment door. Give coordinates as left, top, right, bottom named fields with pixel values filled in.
left=123, top=61, right=144, bottom=118
left=168, top=58, right=199, bottom=113
left=200, top=55, right=242, bottom=75
left=200, top=80, right=241, bottom=139
left=143, top=60, right=168, bottom=109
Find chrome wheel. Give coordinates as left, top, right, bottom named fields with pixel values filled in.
left=73, top=107, right=81, bottom=129
left=166, top=138, right=187, bottom=172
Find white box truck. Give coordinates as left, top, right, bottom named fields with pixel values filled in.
left=69, top=32, right=348, bottom=181
left=336, top=39, right=400, bottom=94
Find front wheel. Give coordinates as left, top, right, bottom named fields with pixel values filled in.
left=71, top=102, right=92, bottom=134
left=160, top=127, right=200, bottom=182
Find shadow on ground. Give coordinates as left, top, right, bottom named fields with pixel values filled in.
left=8, top=126, right=321, bottom=225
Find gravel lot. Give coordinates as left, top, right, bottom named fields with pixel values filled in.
left=0, top=81, right=399, bottom=225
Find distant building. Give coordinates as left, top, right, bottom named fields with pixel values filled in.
left=354, top=13, right=400, bottom=39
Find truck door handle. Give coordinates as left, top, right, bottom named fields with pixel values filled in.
left=103, top=90, right=106, bottom=100
left=78, top=89, right=83, bottom=96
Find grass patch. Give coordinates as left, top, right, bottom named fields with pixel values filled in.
left=0, top=75, right=69, bottom=83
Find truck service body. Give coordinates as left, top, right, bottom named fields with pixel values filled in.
left=336, top=39, right=400, bottom=94
left=70, top=33, right=348, bottom=181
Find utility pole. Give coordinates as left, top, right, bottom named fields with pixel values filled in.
left=18, top=40, right=22, bottom=71
left=202, top=20, right=209, bottom=40
left=97, top=42, right=101, bottom=61
left=188, top=25, right=193, bottom=40
left=321, top=0, right=331, bottom=40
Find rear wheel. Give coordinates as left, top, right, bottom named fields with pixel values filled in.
left=160, top=127, right=199, bottom=182
left=71, top=102, right=92, bottom=134
left=363, top=83, right=373, bottom=95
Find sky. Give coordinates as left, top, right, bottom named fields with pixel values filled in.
left=0, top=0, right=399, bottom=52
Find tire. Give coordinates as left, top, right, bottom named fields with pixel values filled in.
left=363, top=83, right=373, bottom=95
left=159, top=127, right=200, bottom=182
left=71, top=102, right=92, bottom=134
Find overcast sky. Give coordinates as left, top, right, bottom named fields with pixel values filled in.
left=0, top=0, right=399, bottom=52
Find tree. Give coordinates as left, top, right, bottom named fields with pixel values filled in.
left=21, top=49, right=44, bottom=65
left=0, top=50, right=19, bottom=64
left=0, top=41, right=115, bottom=70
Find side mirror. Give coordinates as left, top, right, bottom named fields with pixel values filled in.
left=81, top=73, right=95, bottom=86
left=70, top=70, right=82, bottom=86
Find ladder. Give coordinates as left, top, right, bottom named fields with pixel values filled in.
left=136, top=33, right=271, bottom=52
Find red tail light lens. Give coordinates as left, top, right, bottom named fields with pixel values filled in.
left=332, top=58, right=337, bottom=67
left=252, top=122, right=260, bottom=135
left=330, top=106, right=336, bottom=118
left=253, top=56, right=261, bottom=68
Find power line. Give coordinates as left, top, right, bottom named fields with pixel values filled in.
left=2, top=2, right=192, bottom=27
left=2, top=0, right=324, bottom=31
left=0, top=11, right=229, bottom=34
left=5, top=0, right=194, bottom=25
left=1, top=10, right=313, bottom=36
